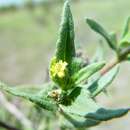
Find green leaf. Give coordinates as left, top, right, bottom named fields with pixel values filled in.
left=72, top=62, right=105, bottom=85
left=127, top=54, right=130, bottom=60
left=0, top=82, right=57, bottom=112
left=68, top=87, right=82, bottom=103
left=70, top=57, right=87, bottom=75
left=58, top=87, right=82, bottom=107
left=88, top=64, right=119, bottom=97
left=85, top=108, right=130, bottom=121
left=60, top=110, right=100, bottom=128
left=120, top=17, right=130, bottom=48
left=109, top=32, right=117, bottom=46
left=56, top=1, right=75, bottom=64
left=120, top=32, right=130, bottom=47
left=122, top=16, right=130, bottom=37
left=60, top=89, right=129, bottom=128
left=86, top=18, right=116, bottom=50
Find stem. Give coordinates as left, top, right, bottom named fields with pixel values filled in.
left=100, top=46, right=130, bottom=76
left=100, top=58, right=119, bottom=76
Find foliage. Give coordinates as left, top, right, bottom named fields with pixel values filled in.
left=0, top=1, right=130, bottom=130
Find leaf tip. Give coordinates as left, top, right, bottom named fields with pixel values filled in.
left=86, top=18, right=92, bottom=24
left=63, top=0, right=70, bottom=14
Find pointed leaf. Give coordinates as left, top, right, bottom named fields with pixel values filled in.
left=122, top=16, right=130, bottom=37
left=86, top=18, right=116, bottom=50
left=88, top=64, right=119, bottom=97
left=60, top=89, right=129, bottom=128
left=109, top=32, right=117, bottom=46
left=61, top=110, right=100, bottom=128
left=0, top=82, right=57, bottom=111
left=72, top=62, right=105, bottom=85
left=85, top=108, right=130, bottom=121
left=120, top=17, right=130, bottom=48
left=120, top=32, right=130, bottom=47
left=56, top=1, right=75, bottom=63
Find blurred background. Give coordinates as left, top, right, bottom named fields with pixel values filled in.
left=0, top=0, right=130, bottom=130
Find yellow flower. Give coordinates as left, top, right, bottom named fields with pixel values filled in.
left=50, top=60, right=68, bottom=78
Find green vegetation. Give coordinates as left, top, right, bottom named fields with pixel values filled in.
left=0, top=0, right=130, bottom=130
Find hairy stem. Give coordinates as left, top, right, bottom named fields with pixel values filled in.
left=100, top=58, right=119, bottom=75
left=100, top=46, right=130, bottom=75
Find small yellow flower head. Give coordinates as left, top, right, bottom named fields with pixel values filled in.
left=50, top=59, right=68, bottom=78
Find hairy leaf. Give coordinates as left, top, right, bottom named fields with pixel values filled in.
left=88, top=64, right=119, bottom=97
left=60, top=89, right=129, bottom=128
left=0, top=82, right=57, bottom=111
left=70, top=57, right=87, bottom=76
left=56, top=1, right=75, bottom=64
left=86, top=18, right=116, bottom=50
left=61, top=110, right=100, bottom=128
left=85, top=108, right=129, bottom=121
left=72, top=62, right=105, bottom=85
